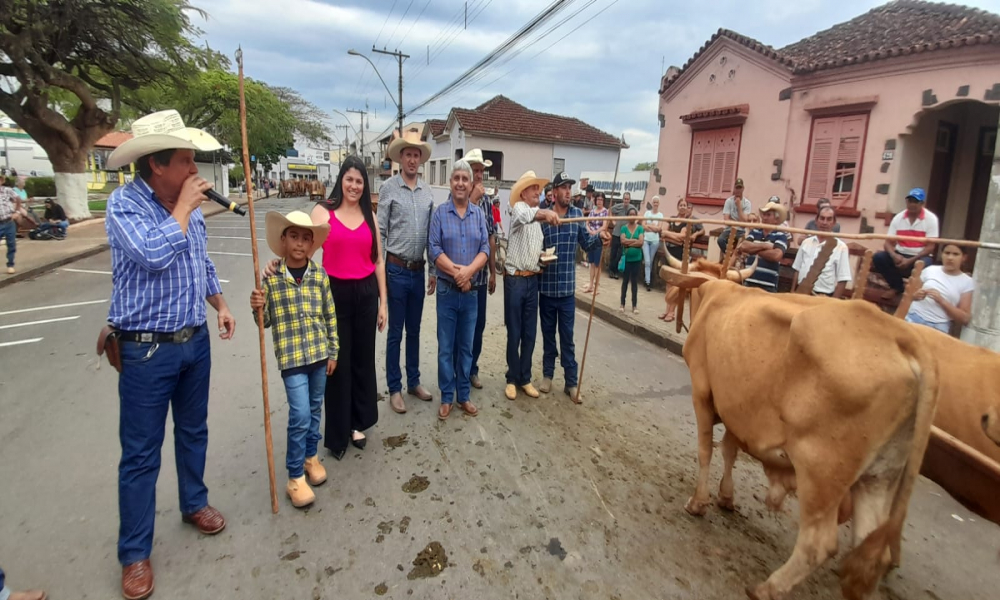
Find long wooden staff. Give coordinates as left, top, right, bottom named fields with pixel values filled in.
left=237, top=47, right=279, bottom=514
left=575, top=145, right=622, bottom=405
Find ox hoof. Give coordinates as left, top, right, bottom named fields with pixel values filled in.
left=684, top=497, right=710, bottom=517
left=745, top=584, right=774, bottom=600
left=717, top=495, right=737, bottom=512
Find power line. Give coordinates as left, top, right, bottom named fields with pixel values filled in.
left=409, top=0, right=488, bottom=81
left=361, top=0, right=417, bottom=95
left=407, top=0, right=575, bottom=116
left=353, top=0, right=399, bottom=97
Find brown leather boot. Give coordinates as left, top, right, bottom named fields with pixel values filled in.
left=122, top=559, right=154, bottom=600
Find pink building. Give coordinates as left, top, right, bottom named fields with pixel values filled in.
left=651, top=0, right=999, bottom=258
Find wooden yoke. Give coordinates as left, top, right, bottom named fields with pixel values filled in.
left=795, top=237, right=838, bottom=295
left=852, top=250, right=873, bottom=300
left=676, top=225, right=692, bottom=334
left=720, top=225, right=738, bottom=274
left=894, top=261, right=926, bottom=318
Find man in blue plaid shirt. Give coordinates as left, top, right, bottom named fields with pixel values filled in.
left=539, top=172, right=610, bottom=401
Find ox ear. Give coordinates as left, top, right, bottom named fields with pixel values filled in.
left=660, top=265, right=714, bottom=289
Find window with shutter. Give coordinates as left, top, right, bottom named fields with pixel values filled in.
left=687, top=126, right=741, bottom=203
left=803, top=113, right=869, bottom=209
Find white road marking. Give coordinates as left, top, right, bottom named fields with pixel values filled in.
left=0, top=316, right=79, bottom=330
left=63, top=268, right=113, bottom=275
left=208, top=251, right=254, bottom=257
left=0, top=299, right=107, bottom=316
left=0, top=338, right=43, bottom=348
left=219, top=279, right=231, bottom=283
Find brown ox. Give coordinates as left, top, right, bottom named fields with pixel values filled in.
left=665, top=269, right=938, bottom=600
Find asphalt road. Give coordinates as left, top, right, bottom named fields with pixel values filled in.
left=0, top=196, right=997, bottom=599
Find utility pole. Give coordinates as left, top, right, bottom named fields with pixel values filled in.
left=962, top=115, right=1000, bottom=351
left=371, top=46, right=409, bottom=139
left=335, top=125, right=350, bottom=162
left=346, top=107, right=368, bottom=163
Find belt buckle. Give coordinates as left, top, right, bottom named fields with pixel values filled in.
left=176, top=328, right=193, bottom=344
left=139, top=332, right=154, bottom=343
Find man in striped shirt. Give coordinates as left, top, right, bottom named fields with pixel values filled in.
left=103, top=110, right=235, bottom=600
left=739, top=200, right=790, bottom=293
left=502, top=171, right=560, bottom=401
left=872, top=187, right=938, bottom=298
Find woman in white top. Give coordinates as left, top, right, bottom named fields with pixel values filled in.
left=642, top=196, right=664, bottom=291
left=904, top=243, right=974, bottom=334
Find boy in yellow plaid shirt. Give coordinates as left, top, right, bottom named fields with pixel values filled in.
left=250, top=210, right=339, bottom=508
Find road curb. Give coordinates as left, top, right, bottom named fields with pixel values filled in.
left=574, top=292, right=685, bottom=356
left=0, top=196, right=262, bottom=290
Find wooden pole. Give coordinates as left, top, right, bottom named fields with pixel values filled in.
left=894, top=261, right=926, bottom=319
left=237, top=47, right=279, bottom=514
left=852, top=250, right=873, bottom=300
left=575, top=144, right=622, bottom=405
left=675, top=226, right=692, bottom=334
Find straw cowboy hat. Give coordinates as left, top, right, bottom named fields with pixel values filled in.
left=461, top=148, right=492, bottom=168
left=387, top=129, right=431, bottom=164
left=265, top=210, right=330, bottom=258
left=106, top=110, right=222, bottom=170
left=759, top=198, right=788, bottom=222
left=509, top=171, right=548, bottom=207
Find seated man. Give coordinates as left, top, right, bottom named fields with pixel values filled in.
left=37, top=199, right=69, bottom=238
left=738, top=201, right=790, bottom=293
left=791, top=205, right=852, bottom=298
left=872, top=187, right=937, bottom=299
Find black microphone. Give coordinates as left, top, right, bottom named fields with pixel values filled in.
left=206, top=189, right=247, bottom=216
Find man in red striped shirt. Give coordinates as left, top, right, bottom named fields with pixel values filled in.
left=872, top=187, right=938, bottom=298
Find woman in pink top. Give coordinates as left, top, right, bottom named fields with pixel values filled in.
left=310, top=156, right=387, bottom=460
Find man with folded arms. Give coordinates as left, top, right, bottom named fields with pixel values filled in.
left=104, top=110, right=236, bottom=600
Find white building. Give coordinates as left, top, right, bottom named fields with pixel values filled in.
left=0, top=113, right=54, bottom=176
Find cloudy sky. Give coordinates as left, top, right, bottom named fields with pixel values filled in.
left=190, top=0, right=999, bottom=170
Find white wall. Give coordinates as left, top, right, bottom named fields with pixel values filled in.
left=196, top=161, right=230, bottom=197
left=554, top=144, right=621, bottom=188
left=1, top=134, right=54, bottom=176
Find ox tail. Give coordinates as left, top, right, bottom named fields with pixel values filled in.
left=840, top=346, right=939, bottom=600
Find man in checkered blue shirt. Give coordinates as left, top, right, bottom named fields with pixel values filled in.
left=539, top=172, right=610, bottom=401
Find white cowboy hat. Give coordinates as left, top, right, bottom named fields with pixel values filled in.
left=509, top=171, right=549, bottom=207
left=387, top=129, right=431, bottom=164
left=265, top=210, right=330, bottom=258
left=759, top=200, right=788, bottom=222
left=106, top=110, right=222, bottom=170
left=461, top=148, right=492, bottom=168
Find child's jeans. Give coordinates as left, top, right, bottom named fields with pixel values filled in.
left=282, top=363, right=326, bottom=478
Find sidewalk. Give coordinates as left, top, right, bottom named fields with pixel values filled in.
left=572, top=263, right=688, bottom=355
left=0, top=192, right=262, bottom=290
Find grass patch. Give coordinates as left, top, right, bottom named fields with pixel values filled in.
left=88, top=199, right=107, bottom=211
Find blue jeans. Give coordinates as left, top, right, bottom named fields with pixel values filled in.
left=0, top=220, right=15, bottom=267
left=540, top=294, right=577, bottom=387
left=118, top=325, right=211, bottom=566
left=282, top=363, right=325, bottom=478
left=642, top=240, right=659, bottom=285
left=504, top=275, right=539, bottom=386
left=436, top=281, right=478, bottom=405
left=873, top=251, right=933, bottom=293
left=905, top=312, right=951, bottom=334
left=386, top=263, right=425, bottom=393
left=0, top=565, right=7, bottom=600
left=39, top=220, right=69, bottom=235
left=470, top=284, right=488, bottom=377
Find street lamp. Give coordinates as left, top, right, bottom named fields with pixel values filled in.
left=347, top=47, right=407, bottom=139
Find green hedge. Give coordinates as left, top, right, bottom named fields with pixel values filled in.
left=25, top=176, right=57, bottom=197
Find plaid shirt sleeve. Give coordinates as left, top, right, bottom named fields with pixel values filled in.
left=428, top=204, right=444, bottom=266
left=322, top=274, right=339, bottom=360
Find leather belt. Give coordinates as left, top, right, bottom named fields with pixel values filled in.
left=386, top=253, right=425, bottom=271
left=117, top=324, right=204, bottom=344
left=508, top=270, right=538, bottom=277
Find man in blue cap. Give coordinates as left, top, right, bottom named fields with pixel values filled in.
left=872, top=187, right=939, bottom=298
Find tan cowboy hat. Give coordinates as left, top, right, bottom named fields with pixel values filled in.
left=759, top=199, right=788, bottom=222
left=509, top=171, right=548, bottom=207
left=387, top=129, right=431, bottom=164
left=461, top=148, right=493, bottom=168
left=106, top=110, right=222, bottom=170
left=265, top=210, right=330, bottom=258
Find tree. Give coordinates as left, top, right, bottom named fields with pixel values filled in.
left=0, top=1, right=216, bottom=219
left=633, top=162, right=656, bottom=171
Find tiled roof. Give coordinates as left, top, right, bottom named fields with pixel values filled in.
left=426, top=119, right=446, bottom=137
left=448, top=96, right=625, bottom=149
left=660, top=1, right=1000, bottom=93
left=780, top=0, right=1000, bottom=75
left=95, top=131, right=133, bottom=148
